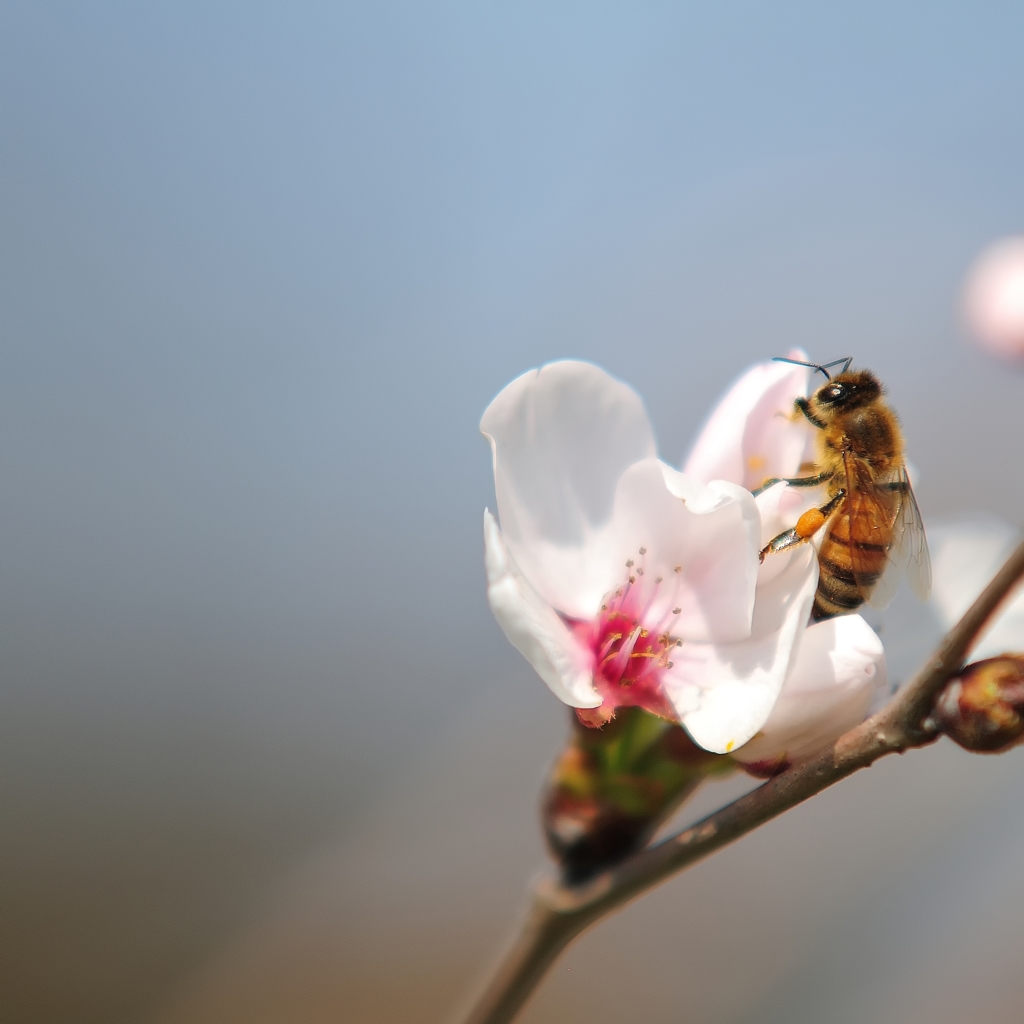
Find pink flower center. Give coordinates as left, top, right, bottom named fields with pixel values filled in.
left=567, top=553, right=682, bottom=724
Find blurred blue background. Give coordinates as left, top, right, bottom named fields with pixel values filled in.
left=3, top=3, right=1024, bottom=1022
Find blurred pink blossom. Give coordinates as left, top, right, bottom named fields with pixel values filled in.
left=964, top=236, right=1024, bottom=359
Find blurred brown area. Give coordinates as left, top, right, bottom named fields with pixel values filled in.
left=0, top=711, right=359, bottom=1024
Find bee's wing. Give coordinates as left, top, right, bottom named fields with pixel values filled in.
left=889, top=463, right=932, bottom=602
left=843, top=455, right=931, bottom=609
left=842, top=454, right=900, bottom=609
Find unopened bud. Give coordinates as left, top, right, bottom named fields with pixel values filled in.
left=934, top=654, right=1024, bottom=753
left=542, top=707, right=732, bottom=883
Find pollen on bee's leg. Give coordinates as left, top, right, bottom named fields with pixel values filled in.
left=796, top=508, right=827, bottom=539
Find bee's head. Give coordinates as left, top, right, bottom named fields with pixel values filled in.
left=812, top=369, right=882, bottom=411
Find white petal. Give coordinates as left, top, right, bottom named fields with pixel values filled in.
left=733, top=615, right=886, bottom=766
left=663, top=546, right=819, bottom=753
left=683, top=349, right=814, bottom=491
left=483, top=510, right=601, bottom=708
left=929, top=517, right=1024, bottom=661
left=480, top=360, right=656, bottom=616
left=601, top=459, right=761, bottom=642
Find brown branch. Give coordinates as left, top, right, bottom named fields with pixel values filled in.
left=453, top=537, right=1024, bottom=1024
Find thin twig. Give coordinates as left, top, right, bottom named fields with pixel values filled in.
left=453, top=537, right=1024, bottom=1024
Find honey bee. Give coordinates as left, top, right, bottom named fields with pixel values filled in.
left=756, top=357, right=931, bottom=621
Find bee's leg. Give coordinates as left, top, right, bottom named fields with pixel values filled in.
left=752, top=470, right=833, bottom=497
left=759, top=527, right=804, bottom=562
left=758, top=489, right=846, bottom=563
left=793, top=397, right=827, bottom=429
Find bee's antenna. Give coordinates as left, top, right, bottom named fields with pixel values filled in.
left=772, top=355, right=853, bottom=380
left=820, top=357, right=853, bottom=375
left=772, top=356, right=833, bottom=380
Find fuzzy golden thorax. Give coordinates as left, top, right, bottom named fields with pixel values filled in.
left=797, top=370, right=903, bottom=483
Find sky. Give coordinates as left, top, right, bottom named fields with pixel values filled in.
left=2, top=3, right=1024, bottom=1022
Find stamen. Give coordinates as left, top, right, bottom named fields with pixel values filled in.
left=607, top=625, right=642, bottom=681
left=583, top=570, right=683, bottom=721
left=599, top=632, right=624, bottom=662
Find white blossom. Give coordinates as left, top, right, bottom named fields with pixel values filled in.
left=482, top=357, right=886, bottom=758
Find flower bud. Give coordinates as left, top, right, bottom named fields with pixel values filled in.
left=934, top=655, right=1024, bottom=753
left=542, top=707, right=732, bottom=883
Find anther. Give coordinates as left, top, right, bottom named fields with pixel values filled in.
left=639, top=546, right=647, bottom=555
left=636, top=568, right=644, bottom=576
left=672, top=606, right=681, bottom=614
left=625, top=559, right=634, bottom=568
left=674, top=565, right=682, bottom=574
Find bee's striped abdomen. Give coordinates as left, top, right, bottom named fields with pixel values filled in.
left=812, top=500, right=890, bottom=621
